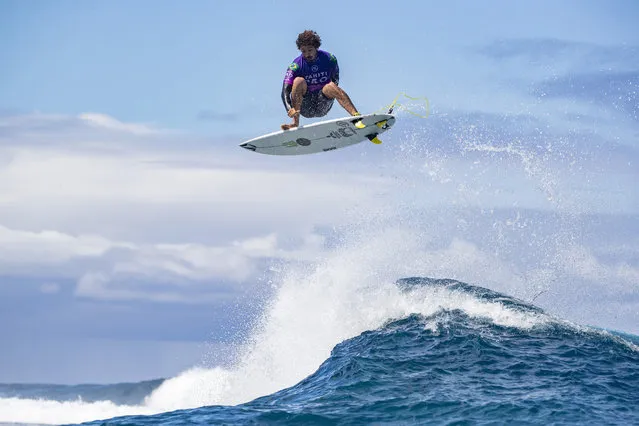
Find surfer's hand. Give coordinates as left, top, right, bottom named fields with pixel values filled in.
left=287, top=108, right=300, bottom=118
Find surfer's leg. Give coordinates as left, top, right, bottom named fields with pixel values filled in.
left=321, top=82, right=359, bottom=116
left=322, top=82, right=379, bottom=142
left=281, top=77, right=307, bottom=130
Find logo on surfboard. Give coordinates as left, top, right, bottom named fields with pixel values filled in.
left=281, top=138, right=312, bottom=147
left=328, top=127, right=357, bottom=139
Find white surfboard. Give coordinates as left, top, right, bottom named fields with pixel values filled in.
left=239, top=113, right=396, bottom=156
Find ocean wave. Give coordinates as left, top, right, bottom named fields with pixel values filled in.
left=68, top=277, right=639, bottom=425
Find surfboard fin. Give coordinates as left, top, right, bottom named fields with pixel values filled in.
left=366, top=134, right=382, bottom=144
left=351, top=113, right=366, bottom=129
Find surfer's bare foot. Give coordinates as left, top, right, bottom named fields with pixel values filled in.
left=281, top=107, right=300, bottom=130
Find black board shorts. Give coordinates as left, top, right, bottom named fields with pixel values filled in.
left=300, top=90, right=334, bottom=118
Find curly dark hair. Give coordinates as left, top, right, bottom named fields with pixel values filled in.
left=296, top=30, right=321, bottom=49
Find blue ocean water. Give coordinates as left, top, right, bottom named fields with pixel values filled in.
left=2, top=277, right=637, bottom=425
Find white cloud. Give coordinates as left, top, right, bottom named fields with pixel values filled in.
left=558, top=244, right=639, bottom=294
left=0, top=222, right=327, bottom=302
left=0, top=225, right=125, bottom=265
left=0, top=111, right=163, bottom=142
left=77, top=113, right=160, bottom=135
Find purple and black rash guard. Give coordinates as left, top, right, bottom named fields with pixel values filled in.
left=281, top=50, right=340, bottom=111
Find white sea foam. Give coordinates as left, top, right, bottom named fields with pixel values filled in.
left=144, top=227, right=550, bottom=411
left=0, top=397, right=153, bottom=425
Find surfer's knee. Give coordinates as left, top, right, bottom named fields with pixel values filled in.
left=292, top=77, right=307, bottom=91
left=321, top=82, right=342, bottom=99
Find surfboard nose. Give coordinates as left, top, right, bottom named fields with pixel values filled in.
left=240, top=143, right=256, bottom=151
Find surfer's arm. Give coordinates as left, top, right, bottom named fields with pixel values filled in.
left=282, top=61, right=299, bottom=112
left=281, top=83, right=293, bottom=111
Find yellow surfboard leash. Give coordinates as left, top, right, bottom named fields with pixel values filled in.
left=383, top=92, right=430, bottom=117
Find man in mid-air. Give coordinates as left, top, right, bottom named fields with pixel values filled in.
left=281, top=30, right=361, bottom=130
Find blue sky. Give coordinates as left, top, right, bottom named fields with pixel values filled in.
left=1, top=0, right=638, bottom=394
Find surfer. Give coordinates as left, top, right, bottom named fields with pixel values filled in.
left=281, top=30, right=361, bottom=130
